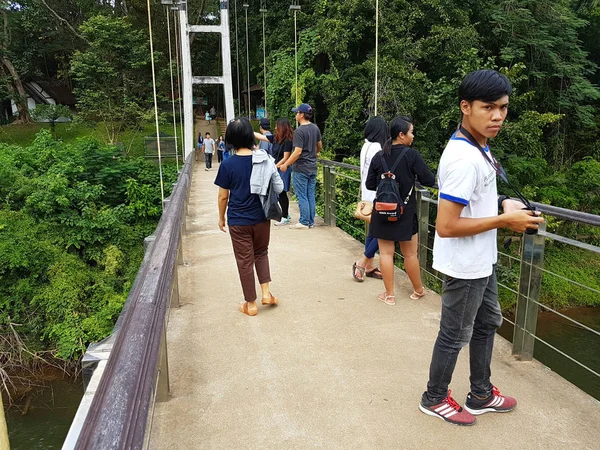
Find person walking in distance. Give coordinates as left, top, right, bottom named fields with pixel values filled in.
left=215, top=118, right=283, bottom=316
left=196, top=131, right=204, bottom=162
left=419, top=70, right=544, bottom=426
left=365, top=117, right=435, bottom=304
left=202, top=132, right=215, bottom=170
left=217, top=135, right=226, bottom=164
left=279, top=103, right=322, bottom=229
left=255, top=117, right=295, bottom=225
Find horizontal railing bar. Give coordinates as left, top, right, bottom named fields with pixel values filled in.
left=497, top=282, right=519, bottom=295
left=318, top=159, right=600, bottom=227
left=516, top=326, right=600, bottom=379
left=540, top=231, right=600, bottom=254
left=531, top=264, right=600, bottom=295
left=519, top=297, right=600, bottom=337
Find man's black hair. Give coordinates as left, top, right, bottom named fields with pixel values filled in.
left=225, top=117, right=254, bottom=150
left=459, top=70, right=513, bottom=104
left=299, top=111, right=313, bottom=122
left=205, top=132, right=211, bottom=136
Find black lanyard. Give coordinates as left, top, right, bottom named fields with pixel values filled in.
left=458, top=126, right=534, bottom=210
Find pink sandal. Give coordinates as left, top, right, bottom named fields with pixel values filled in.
left=410, top=289, right=426, bottom=300
left=377, top=292, right=396, bottom=306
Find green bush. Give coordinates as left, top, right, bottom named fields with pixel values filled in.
left=0, top=130, right=177, bottom=359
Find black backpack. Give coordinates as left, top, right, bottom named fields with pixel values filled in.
left=374, top=148, right=409, bottom=222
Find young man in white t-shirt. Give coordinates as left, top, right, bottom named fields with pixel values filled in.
left=419, top=70, right=544, bottom=426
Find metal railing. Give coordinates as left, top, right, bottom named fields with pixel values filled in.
left=62, top=154, right=194, bottom=450
left=319, top=159, right=600, bottom=390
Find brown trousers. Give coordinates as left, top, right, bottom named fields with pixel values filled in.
left=229, top=220, right=271, bottom=302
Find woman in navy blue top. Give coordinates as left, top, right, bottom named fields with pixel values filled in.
left=215, top=118, right=279, bottom=316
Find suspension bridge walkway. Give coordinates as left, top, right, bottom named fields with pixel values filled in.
left=143, top=159, right=599, bottom=449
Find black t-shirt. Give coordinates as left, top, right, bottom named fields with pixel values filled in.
left=214, top=155, right=266, bottom=226
left=292, top=123, right=322, bottom=174
left=265, top=135, right=293, bottom=164
left=365, top=144, right=435, bottom=211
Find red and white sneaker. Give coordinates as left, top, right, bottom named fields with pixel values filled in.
left=419, top=390, right=476, bottom=426
left=464, top=385, right=517, bottom=415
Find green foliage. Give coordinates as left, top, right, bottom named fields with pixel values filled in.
left=71, top=15, right=154, bottom=144
left=0, top=130, right=177, bottom=359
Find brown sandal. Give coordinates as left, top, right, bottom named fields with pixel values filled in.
left=261, top=293, right=279, bottom=306
left=239, top=301, right=258, bottom=316
left=365, top=267, right=383, bottom=279
left=352, top=262, right=365, bottom=282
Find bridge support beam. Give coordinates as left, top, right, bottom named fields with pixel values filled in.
left=180, top=1, right=235, bottom=158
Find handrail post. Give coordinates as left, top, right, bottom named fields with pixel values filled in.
left=416, top=188, right=430, bottom=279
left=323, top=165, right=331, bottom=225
left=156, top=326, right=170, bottom=402
left=513, top=222, right=546, bottom=360
left=329, top=169, right=337, bottom=228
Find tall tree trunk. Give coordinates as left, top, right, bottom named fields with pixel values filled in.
left=1, top=55, right=32, bottom=123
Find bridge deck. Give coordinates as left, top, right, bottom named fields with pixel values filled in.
left=149, top=161, right=600, bottom=449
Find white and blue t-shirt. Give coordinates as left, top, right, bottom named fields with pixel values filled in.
left=432, top=133, right=498, bottom=279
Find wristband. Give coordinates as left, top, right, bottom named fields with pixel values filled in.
left=498, top=195, right=510, bottom=211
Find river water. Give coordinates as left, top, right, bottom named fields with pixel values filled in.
left=4, top=306, right=599, bottom=448
left=5, top=374, right=82, bottom=450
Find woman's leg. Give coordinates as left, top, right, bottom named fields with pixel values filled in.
left=354, top=234, right=377, bottom=279
left=378, top=239, right=396, bottom=295
left=399, top=233, right=424, bottom=294
left=252, top=221, right=273, bottom=300
left=279, top=191, right=289, bottom=218
left=229, top=225, right=258, bottom=313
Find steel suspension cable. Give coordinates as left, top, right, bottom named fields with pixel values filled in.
left=244, top=3, right=250, bottom=118
left=374, top=0, right=379, bottom=116
left=173, top=9, right=185, bottom=160
left=166, top=7, right=179, bottom=171
left=294, top=9, right=298, bottom=107
left=146, top=0, right=165, bottom=204
left=235, top=0, right=241, bottom=116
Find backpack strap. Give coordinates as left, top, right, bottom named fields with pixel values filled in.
left=381, top=147, right=409, bottom=175
left=389, top=147, right=409, bottom=173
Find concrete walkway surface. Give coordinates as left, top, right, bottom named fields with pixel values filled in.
left=149, top=160, right=600, bottom=449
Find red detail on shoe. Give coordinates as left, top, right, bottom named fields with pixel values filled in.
left=419, top=390, right=476, bottom=426
left=465, top=385, right=517, bottom=415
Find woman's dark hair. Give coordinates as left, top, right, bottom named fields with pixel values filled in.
left=225, top=117, right=255, bottom=150
left=383, top=116, right=413, bottom=155
left=363, top=116, right=388, bottom=149
left=274, top=117, right=294, bottom=143
left=459, top=70, right=512, bottom=104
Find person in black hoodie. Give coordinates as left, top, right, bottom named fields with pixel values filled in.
left=366, top=116, right=435, bottom=306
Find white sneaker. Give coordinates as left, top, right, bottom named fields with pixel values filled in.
left=274, top=217, right=291, bottom=226
left=290, top=222, right=309, bottom=229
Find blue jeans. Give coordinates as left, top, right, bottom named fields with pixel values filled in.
left=293, top=172, right=316, bottom=226
left=422, top=265, right=503, bottom=405
left=364, top=234, right=379, bottom=259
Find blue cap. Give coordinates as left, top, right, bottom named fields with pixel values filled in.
left=292, top=103, right=313, bottom=114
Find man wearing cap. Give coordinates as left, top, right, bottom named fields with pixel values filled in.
left=258, top=118, right=273, bottom=156
left=279, top=103, right=322, bottom=229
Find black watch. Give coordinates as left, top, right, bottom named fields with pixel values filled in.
left=498, top=195, right=510, bottom=211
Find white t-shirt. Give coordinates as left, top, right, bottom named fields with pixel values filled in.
left=204, top=138, right=215, bottom=153
left=432, top=134, right=498, bottom=279
left=360, top=140, right=382, bottom=202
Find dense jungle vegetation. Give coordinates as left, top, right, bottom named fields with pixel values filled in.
left=0, top=0, right=599, bottom=368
